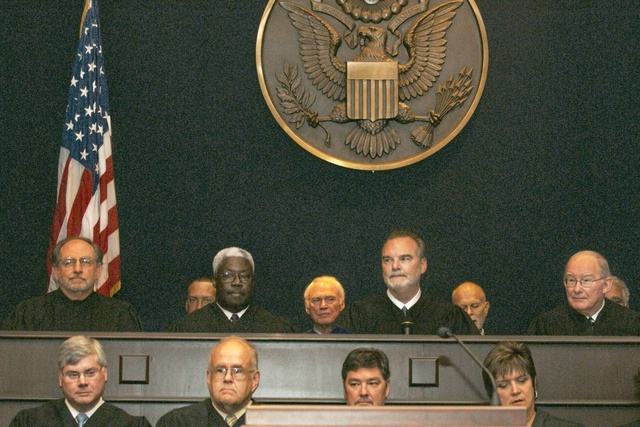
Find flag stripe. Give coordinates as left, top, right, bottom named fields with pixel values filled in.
left=47, top=0, right=120, bottom=297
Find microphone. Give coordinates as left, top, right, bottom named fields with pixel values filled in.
left=401, top=320, right=414, bottom=335
left=437, top=327, right=500, bottom=406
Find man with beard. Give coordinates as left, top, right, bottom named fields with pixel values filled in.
left=345, top=229, right=477, bottom=335
left=156, top=336, right=260, bottom=426
left=342, top=348, right=390, bottom=406
left=2, top=236, right=143, bottom=331
left=9, top=335, right=151, bottom=426
left=167, top=247, right=293, bottom=333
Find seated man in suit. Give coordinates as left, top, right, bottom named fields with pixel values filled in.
left=303, top=276, right=350, bottom=334
left=342, top=348, right=390, bottom=406
left=9, top=335, right=151, bottom=426
left=345, top=229, right=478, bottom=335
left=528, top=250, right=640, bottom=335
left=156, top=336, right=260, bottom=426
left=2, top=236, right=143, bottom=332
left=167, top=247, right=293, bottom=333
left=452, top=281, right=490, bottom=335
left=185, top=277, right=216, bottom=314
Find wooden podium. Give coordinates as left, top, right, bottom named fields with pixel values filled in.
left=245, top=405, right=527, bottom=426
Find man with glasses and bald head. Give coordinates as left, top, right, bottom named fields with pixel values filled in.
left=528, top=250, right=640, bottom=335
left=156, top=336, right=260, bottom=427
left=2, top=236, right=143, bottom=332
left=167, top=247, right=293, bottom=333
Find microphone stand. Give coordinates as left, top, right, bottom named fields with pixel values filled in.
left=437, top=327, right=500, bottom=406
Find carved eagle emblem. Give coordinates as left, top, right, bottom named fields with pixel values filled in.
left=275, top=0, right=474, bottom=159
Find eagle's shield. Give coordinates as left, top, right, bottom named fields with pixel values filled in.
left=347, top=62, right=398, bottom=122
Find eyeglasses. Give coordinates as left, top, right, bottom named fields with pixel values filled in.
left=563, top=276, right=607, bottom=288
left=218, top=271, right=253, bottom=283
left=62, top=367, right=102, bottom=380
left=58, top=257, right=98, bottom=269
left=209, top=366, right=255, bottom=380
left=186, top=297, right=215, bottom=305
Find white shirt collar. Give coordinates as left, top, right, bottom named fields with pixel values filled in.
left=587, top=299, right=606, bottom=321
left=217, top=303, right=249, bottom=320
left=387, top=289, right=421, bottom=310
left=65, top=397, right=104, bottom=420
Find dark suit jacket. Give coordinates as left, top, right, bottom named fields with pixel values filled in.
left=166, top=303, right=294, bottom=333
left=527, top=300, right=640, bottom=335
left=155, top=399, right=246, bottom=427
left=9, top=399, right=151, bottom=427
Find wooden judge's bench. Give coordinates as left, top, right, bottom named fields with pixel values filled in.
left=1, top=333, right=638, bottom=426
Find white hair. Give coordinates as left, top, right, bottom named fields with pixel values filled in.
left=212, top=247, right=255, bottom=275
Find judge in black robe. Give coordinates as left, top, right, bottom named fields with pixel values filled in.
left=527, top=299, right=640, bottom=336
left=9, top=398, right=150, bottom=427
left=155, top=399, right=246, bottom=427
left=167, top=302, right=293, bottom=333
left=167, top=247, right=293, bottom=333
left=345, top=291, right=479, bottom=335
left=2, top=288, right=144, bottom=332
left=3, top=236, right=144, bottom=332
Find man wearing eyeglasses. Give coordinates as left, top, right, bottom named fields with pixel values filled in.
left=156, top=336, right=260, bottom=427
left=452, top=282, right=490, bottom=335
left=167, top=247, right=293, bottom=333
left=2, top=236, right=143, bottom=332
left=9, top=335, right=151, bottom=426
left=527, top=250, right=640, bottom=335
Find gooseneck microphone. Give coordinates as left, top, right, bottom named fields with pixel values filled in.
left=437, top=327, right=500, bottom=406
left=401, top=320, right=414, bottom=335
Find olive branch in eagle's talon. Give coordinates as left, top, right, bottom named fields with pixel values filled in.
left=411, top=66, right=474, bottom=149
left=276, top=63, right=331, bottom=147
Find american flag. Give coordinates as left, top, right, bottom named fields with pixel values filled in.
left=47, top=0, right=121, bottom=296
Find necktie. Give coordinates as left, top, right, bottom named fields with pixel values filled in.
left=76, top=413, right=88, bottom=427
left=230, top=313, right=240, bottom=323
left=225, top=414, right=238, bottom=427
left=588, top=317, right=595, bottom=334
left=402, top=306, right=408, bottom=316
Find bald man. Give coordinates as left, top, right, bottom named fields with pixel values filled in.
left=452, top=282, right=490, bottom=335
left=528, top=251, right=640, bottom=335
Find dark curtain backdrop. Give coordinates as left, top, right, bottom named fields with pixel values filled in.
left=1, top=1, right=638, bottom=333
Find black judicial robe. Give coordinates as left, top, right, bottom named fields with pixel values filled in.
left=155, top=399, right=246, bottom=427
left=527, top=300, right=640, bottom=336
left=532, top=409, right=584, bottom=427
left=166, top=303, right=294, bottom=333
left=345, top=291, right=479, bottom=335
left=1, top=289, right=144, bottom=332
left=9, top=399, right=151, bottom=427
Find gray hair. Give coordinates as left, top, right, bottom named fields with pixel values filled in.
left=610, top=276, right=630, bottom=307
left=51, top=236, right=103, bottom=265
left=57, top=335, right=107, bottom=371
left=208, top=336, right=259, bottom=371
left=304, top=276, right=345, bottom=303
left=212, top=247, right=255, bottom=275
left=385, top=229, right=427, bottom=259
